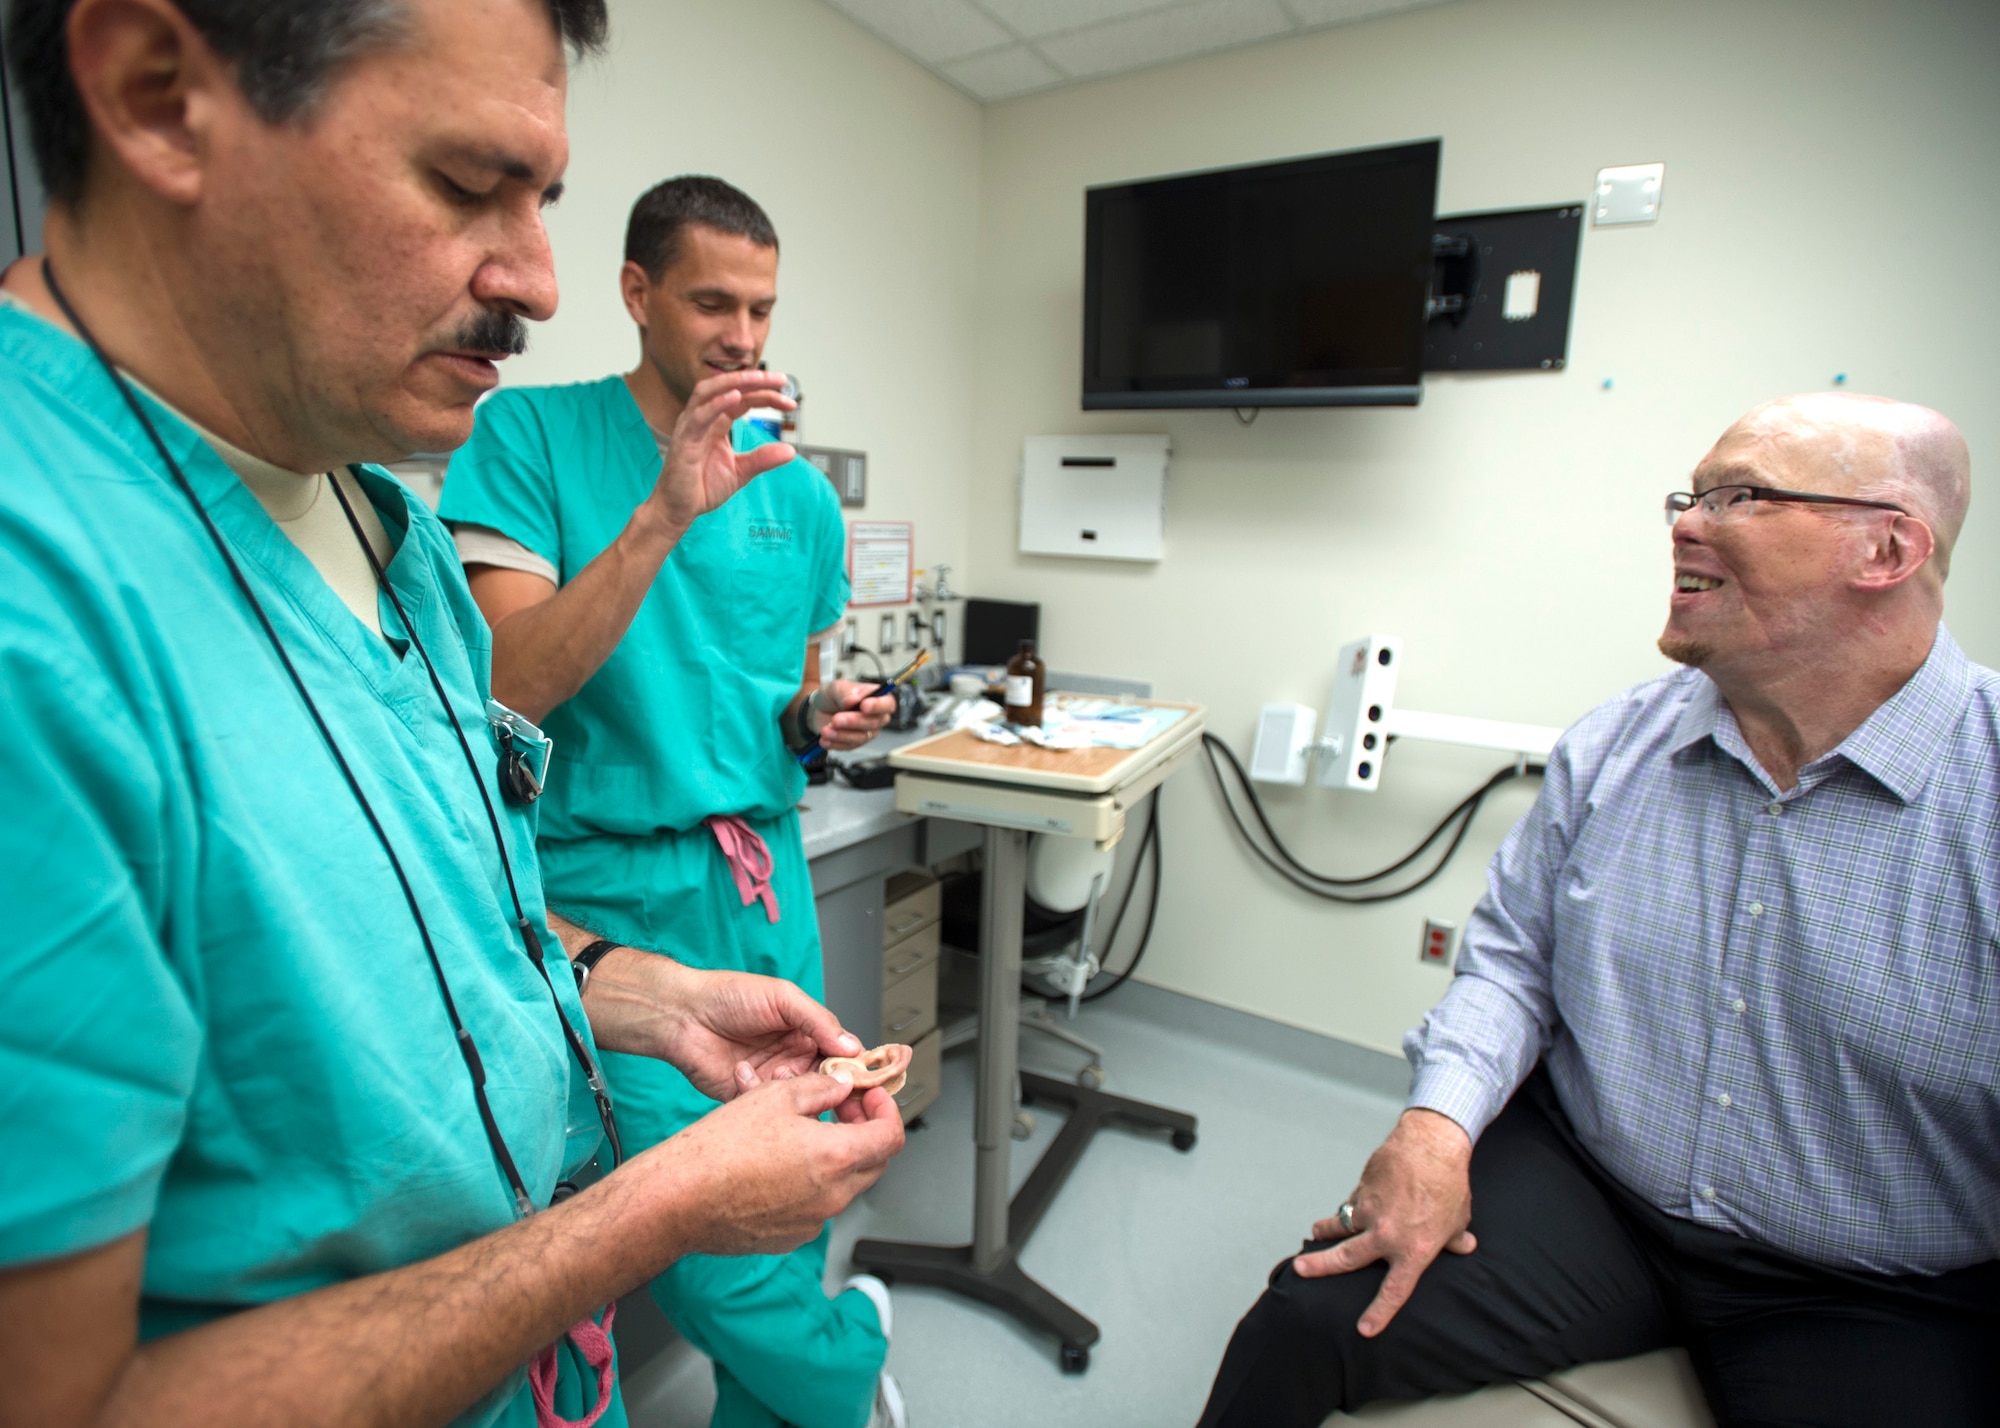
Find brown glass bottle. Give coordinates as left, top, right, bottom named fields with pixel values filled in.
left=1004, top=639, right=1045, bottom=727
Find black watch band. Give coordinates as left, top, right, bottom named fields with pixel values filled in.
left=571, top=938, right=620, bottom=993
left=791, top=689, right=826, bottom=753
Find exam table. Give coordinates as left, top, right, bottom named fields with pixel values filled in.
left=1327, top=1348, right=1716, bottom=1428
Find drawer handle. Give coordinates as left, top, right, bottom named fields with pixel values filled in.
left=885, top=951, right=928, bottom=978
left=886, top=912, right=928, bottom=937
left=887, top=1006, right=925, bottom=1034
left=894, top=1079, right=927, bottom=1106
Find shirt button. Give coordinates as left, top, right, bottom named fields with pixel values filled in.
left=1767, top=801, right=1784, bottom=816
left=1731, top=997, right=1747, bottom=1014
left=1700, top=1186, right=1718, bottom=1203
left=1746, top=902, right=1764, bottom=917
left=1716, top=1092, right=1733, bottom=1109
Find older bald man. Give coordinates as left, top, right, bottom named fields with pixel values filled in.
left=1200, top=394, right=2000, bottom=1426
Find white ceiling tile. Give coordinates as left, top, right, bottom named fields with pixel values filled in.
left=974, top=0, right=1188, bottom=42
left=942, top=45, right=1066, bottom=101
left=1036, top=0, right=1295, bottom=78
left=1282, top=0, right=1451, bottom=28
left=821, top=0, right=1014, bottom=63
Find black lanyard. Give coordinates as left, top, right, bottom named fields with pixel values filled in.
left=42, top=264, right=621, bottom=1216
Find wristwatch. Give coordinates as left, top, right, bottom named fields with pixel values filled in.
left=571, top=938, right=620, bottom=993
left=792, top=686, right=836, bottom=751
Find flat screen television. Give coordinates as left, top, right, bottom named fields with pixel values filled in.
left=1082, top=139, right=1440, bottom=410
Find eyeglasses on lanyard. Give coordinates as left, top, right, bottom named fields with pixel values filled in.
left=41, top=263, right=621, bottom=1219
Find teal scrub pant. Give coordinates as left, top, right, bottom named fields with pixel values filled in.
left=544, top=810, right=885, bottom=1428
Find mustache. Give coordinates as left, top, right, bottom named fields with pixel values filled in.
left=444, top=308, right=529, bottom=357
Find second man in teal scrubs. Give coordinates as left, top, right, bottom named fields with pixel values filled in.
left=441, top=176, right=900, bottom=1428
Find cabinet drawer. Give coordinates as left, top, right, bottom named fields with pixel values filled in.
left=893, top=1027, right=942, bottom=1123
left=881, top=923, right=940, bottom=986
left=882, top=956, right=938, bottom=1043
left=882, top=872, right=941, bottom=948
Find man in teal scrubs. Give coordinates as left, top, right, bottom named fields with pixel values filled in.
left=0, top=4, right=903, bottom=1426
left=441, top=177, right=900, bottom=1428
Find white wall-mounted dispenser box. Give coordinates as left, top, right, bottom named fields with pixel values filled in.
left=1250, top=702, right=1319, bottom=786
left=1019, top=434, right=1168, bottom=561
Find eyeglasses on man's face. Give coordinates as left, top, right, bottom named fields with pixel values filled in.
left=1663, top=485, right=1908, bottom=528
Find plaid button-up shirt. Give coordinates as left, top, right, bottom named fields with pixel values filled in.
left=1406, top=626, right=2000, bottom=1275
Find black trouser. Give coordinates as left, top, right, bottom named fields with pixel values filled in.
left=1197, top=1071, right=2000, bottom=1428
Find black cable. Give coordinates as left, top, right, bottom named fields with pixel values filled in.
left=1078, top=794, right=1162, bottom=1002
left=327, top=477, right=621, bottom=1165
left=1205, top=733, right=1498, bottom=886
left=1201, top=732, right=1542, bottom=904
left=1211, top=735, right=1536, bottom=902
left=45, top=267, right=630, bottom=1207
left=42, top=263, right=547, bottom=1218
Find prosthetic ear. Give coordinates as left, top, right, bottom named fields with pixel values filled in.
left=1855, top=513, right=1936, bottom=592
left=822, top=1043, right=913, bottom=1095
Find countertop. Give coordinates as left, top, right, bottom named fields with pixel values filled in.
left=796, top=725, right=932, bottom=862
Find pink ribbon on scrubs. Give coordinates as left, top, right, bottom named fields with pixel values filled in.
left=706, top=814, right=780, bottom=923
left=529, top=1303, right=616, bottom=1428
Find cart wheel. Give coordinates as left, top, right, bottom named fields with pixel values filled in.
left=1060, top=1344, right=1089, bottom=1374
left=1013, top=1110, right=1036, bottom=1140
left=1078, top=1064, right=1106, bottom=1091
left=1172, top=1129, right=1197, bottom=1152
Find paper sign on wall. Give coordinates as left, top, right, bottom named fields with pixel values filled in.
left=848, top=521, right=913, bottom=606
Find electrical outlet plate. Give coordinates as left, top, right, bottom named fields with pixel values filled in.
left=1420, top=918, right=1456, bottom=966
left=1593, top=162, right=1664, bottom=226
left=1319, top=635, right=1402, bottom=791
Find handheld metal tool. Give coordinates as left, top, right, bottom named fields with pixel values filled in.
left=797, top=649, right=930, bottom=766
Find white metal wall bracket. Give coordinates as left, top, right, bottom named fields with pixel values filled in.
left=1317, top=634, right=1562, bottom=792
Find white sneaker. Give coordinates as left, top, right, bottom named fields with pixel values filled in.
left=842, top=1272, right=893, bottom=1342
left=864, top=1370, right=908, bottom=1428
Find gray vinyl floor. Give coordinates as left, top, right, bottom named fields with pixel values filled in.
left=621, top=987, right=1406, bottom=1428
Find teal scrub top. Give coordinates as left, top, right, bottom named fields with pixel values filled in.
left=0, top=305, right=603, bottom=1427
left=438, top=377, right=849, bottom=844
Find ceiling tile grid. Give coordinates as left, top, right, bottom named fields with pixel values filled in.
left=821, top=0, right=1013, bottom=65
left=1283, top=0, right=1440, bottom=27
left=979, top=0, right=1189, bottom=39
left=941, top=45, right=1066, bottom=100
left=818, top=0, right=1460, bottom=103
left=1037, top=0, right=1294, bottom=79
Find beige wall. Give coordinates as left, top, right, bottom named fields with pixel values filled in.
left=512, top=0, right=2000, bottom=1059
left=498, top=0, right=984, bottom=609
left=965, top=0, right=2000, bottom=1054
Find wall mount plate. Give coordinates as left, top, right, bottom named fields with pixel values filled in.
left=800, top=445, right=867, bottom=507
left=1423, top=204, right=1584, bottom=373
left=1593, top=162, right=1665, bottom=226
